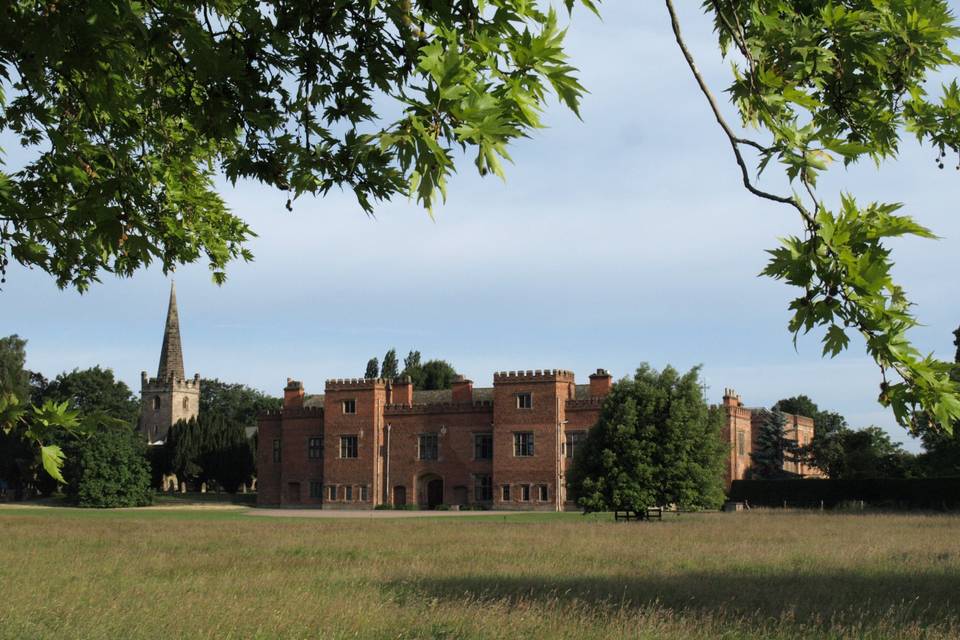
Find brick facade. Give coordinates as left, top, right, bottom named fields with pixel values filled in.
left=258, top=370, right=820, bottom=510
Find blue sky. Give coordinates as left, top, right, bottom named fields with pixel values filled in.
left=3, top=3, right=958, bottom=451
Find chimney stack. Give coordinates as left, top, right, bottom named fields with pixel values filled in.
left=284, top=378, right=304, bottom=409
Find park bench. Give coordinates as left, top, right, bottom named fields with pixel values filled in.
left=614, top=507, right=664, bottom=522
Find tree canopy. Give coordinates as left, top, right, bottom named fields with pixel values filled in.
left=198, top=378, right=280, bottom=427
left=0, top=0, right=591, bottom=288
left=568, top=364, right=726, bottom=512
left=33, top=366, right=140, bottom=426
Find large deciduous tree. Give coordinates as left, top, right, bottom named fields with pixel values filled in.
left=669, top=0, right=960, bottom=433
left=198, top=378, right=281, bottom=427
left=568, top=364, right=726, bottom=513
left=62, top=425, right=153, bottom=507
left=0, top=0, right=591, bottom=288
left=35, top=366, right=140, bottom=426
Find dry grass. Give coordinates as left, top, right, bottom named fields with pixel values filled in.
left=0, top=508, right=958, bottom=639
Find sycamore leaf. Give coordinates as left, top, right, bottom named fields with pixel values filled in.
left=40, top=445, right=66, bottom=483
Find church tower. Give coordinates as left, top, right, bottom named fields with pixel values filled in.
left=139, top=282, right=200, bottom=443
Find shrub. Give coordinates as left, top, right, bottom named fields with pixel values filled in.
left=434, top=504, right=450, bottom=511
left=64, top=428, right=153, bottom=508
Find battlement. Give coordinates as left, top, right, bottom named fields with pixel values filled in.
left=325, top=377, right=388, bottom=391
left=262, top=406, right=325, bottom=418
left=565, top=397, right=604, bottom=411
left=384, top=400, right=494, bottom=415
left=493, top=369, right=575, bottom=383
left=141, top=370, right=201, bottom=391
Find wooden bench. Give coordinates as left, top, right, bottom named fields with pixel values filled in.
left=614, top=507, right=664, bottom=522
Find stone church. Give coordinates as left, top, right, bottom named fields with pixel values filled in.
left=138, top=282, right=200, bottom=443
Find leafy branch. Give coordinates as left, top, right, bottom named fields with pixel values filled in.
left=667, top=0, right=960, bottom=433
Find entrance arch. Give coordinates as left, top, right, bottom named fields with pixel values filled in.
left=417, top=474, right=444, bottom=509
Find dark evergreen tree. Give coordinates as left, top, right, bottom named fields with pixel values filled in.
left=380, top=349, right=399, bottom=380
left=402, top=350, right=424, bottom=388
left=750, top=409, right=795, bottom=479
left=836, top=426, right=917, bottom=479
left=163, top=413, right=255, bottom=492
left=419, top=360, right=458, bottom=391
left=568, top=364, right=726, bottom=513
left=365, top=357, right=380, bottom=379
left=772, top=395, right=851, bottom=478
left=63, top=426, right=153, bottom=508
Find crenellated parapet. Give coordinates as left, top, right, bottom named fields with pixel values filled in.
left=262, top=406, right=325, bottom=418
left=325, top=377, right=387, bottom=391
left=565, top=397, right=604, bottom=411
left=493, top=369, right=575, bottom=384
left=384, top=400, right=494, bottom=415
left=141, top=371, right=201, bottom=391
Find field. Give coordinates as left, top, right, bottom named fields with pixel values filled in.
left=1, top=507, right=958, bottom=639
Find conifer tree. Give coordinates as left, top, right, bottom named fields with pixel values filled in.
left=380, top=350, right=399, bottom=380
left=364, top=358, right=380, bottom=379
left=750, top=410, right=795, bottom=479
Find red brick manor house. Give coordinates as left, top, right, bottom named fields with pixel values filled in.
left=257, top=369, right=820, bottom=510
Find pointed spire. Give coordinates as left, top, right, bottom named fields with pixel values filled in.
left=157, top=281, right=185, bottom=381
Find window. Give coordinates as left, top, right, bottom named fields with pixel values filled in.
left=501, top=484, right=511, bottom=501
left=474, top=433, right=493, bottom=460
left=514, top=432, right=534, bottom=457
left=516, top=392, right=532, bottom=409
left=737, top=431, right=746, bottom=456
left=272, top=439, right=282, bottom=463
left=308, top=437, right=323, bottom=459
left=418, top=433, right=439, bottom=461
left=474, top=475, right=493, bottom=501
left=519, top=485, right=531, bottom=501
left=342, top=399, right=356, bottom=414
left=152, top=396, right=161, bottom=411
left=326, top=485, right=337, bottom=501
left=537, top=484, right=548, bottom=501
left=345, top=485, right=354, bottom=501
left=360, top=485, right=369, bottom=501
left=565, top=431, right=586, bottom=459
left=309, top=481, right=323, bottom=499
left=340, top=435, right=358, bottom=458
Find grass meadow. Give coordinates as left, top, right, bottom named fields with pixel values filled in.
left=0, top=507, right=958, bottom=639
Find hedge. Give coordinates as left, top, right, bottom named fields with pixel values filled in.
left=729, top=478, right=960, bottom=510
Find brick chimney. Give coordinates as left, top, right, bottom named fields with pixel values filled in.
left=284, top=378, right=304, bottom=409
left=451, top=375, right=473, bottom=403
left=589, top=369, right=613, bottom=398
left=722, top=387, right=742, bottom=408
left=391, top=376, right=413, bottom=406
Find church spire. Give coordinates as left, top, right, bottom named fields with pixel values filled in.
left=156, top=281, right=186, bottom=381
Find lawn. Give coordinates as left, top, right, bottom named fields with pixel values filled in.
left=0, top=507, right=957, bottom=639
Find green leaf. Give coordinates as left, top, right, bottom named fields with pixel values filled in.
left=41, top=445, right=66, bottom=483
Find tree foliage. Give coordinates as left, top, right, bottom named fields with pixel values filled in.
left=198, top=378, right=280, bottom=427
left=34, top=366, right=140, bottom=426
left=0, top=335, right=29, bottom=400
left=0, top=0, right=593, bottom=289
left=380, top=349, right=399, bottom=380
left=773, top=394, right=849, bottom=478
left=568, top=364, right=726, bottom=512
left=364, top=357, right=380, bottom=379
left=62, top=425, right=153, bottom=507
left=163, top=413, right=255, bottom=492
left=674, top=0, right=960, bottom=433
left=750, top=409, right=796, bottom=479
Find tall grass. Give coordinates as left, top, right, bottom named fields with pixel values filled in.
left=0, top=508, right=958, bottom=639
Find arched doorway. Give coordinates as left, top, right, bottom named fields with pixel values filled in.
left=418, top=474, right=444, bottom=509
